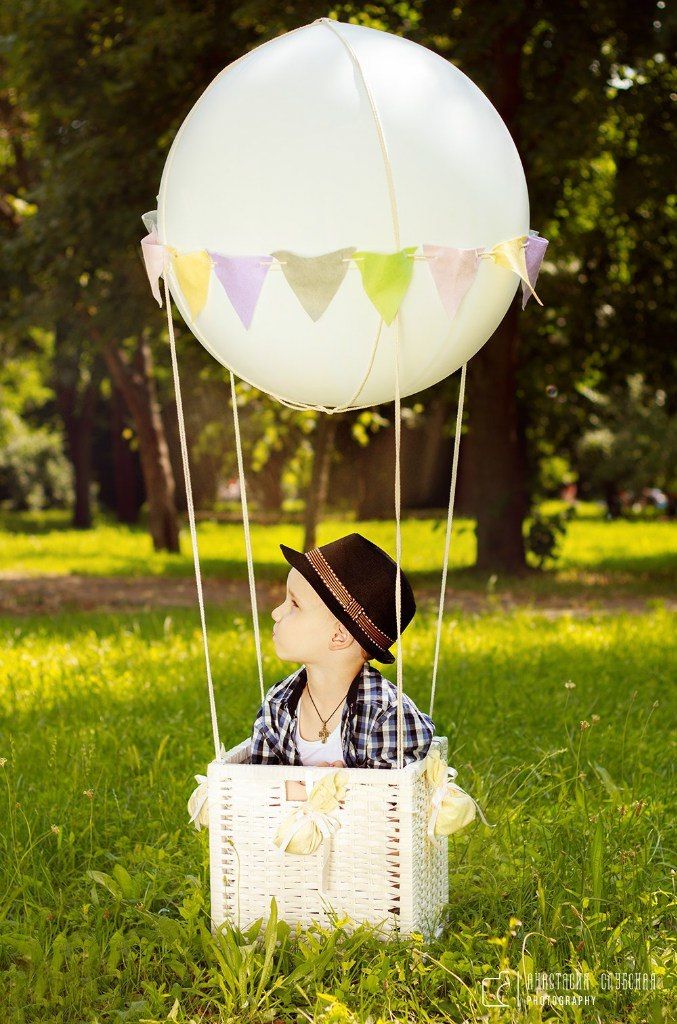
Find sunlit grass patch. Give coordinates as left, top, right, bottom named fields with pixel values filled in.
left=0, top=604, right=674, bottom=1020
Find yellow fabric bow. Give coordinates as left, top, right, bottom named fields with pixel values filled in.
left=274, top=769, right=348, bottom=855
left=187, top=774, right=209, bottom=831
left=426, top=750, right=493, bottom=840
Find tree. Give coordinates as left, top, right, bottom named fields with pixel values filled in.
left=576, top=374, right=676, bottom=514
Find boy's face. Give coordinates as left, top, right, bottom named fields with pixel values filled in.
left=272, top=567, right=361, bottom=664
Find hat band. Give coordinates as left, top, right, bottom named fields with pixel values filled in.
left=305, top=547, right=394, bottom=651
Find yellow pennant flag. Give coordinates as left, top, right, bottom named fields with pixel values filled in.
left=352, top=246, right=418, bottom=325
left=169, top=249, right=213, bottom=320
left=485, top=236, right=543, bottom=306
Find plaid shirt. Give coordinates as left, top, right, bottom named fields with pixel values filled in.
left=250, top=661, right=435, bottom=769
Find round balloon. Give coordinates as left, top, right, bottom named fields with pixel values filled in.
left=156, top=17, right=529, bottom=407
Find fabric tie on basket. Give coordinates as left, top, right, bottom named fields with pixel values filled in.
left=274, top=770, right=348, bottom=897
left=187, top=774, right=209, bottom=831
left=274, top=769, right=347, bottom=855
left=425, top=749, right=494, bottom=840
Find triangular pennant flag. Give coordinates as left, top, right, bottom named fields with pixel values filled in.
left=209, top=253, right=273, bottom=329
left=271, top=248, right=356, bottom=321
left=484, top=235, right=543, bottom=306
left=141, top=209, right=158, bottom=235
left=169, top=250, right=213, bottom=320
left=140, top=229, right=167, bottom=308
left=422, top=245, right=480, bottom=320
left=351, top=247, right=418, bottom=324
left=521, top=232, right=549, bottom=309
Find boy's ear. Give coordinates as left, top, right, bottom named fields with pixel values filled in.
left=329, top=618, right=360, bottom=652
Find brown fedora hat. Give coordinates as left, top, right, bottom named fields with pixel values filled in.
left=279, top=532, right=416, bottom=664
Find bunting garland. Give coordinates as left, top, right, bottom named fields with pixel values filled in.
left=521, top=231, right=549, bottom=310
left=168, top=248, right=213, bottom=319
left=210, top=253, right=273, bottom=328
left=422, top=244, right=480, bottom=320
left=141, top=224, right=548, bottom=327
left=272, top=247, right=356, bottom=321
left=351, top=247, right=418, bottom=325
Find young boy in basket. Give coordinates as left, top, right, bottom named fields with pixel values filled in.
left=250, top=533, right=434, bottom=771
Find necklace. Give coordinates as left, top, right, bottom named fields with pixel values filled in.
left=304, top=684, right=346, bottom=743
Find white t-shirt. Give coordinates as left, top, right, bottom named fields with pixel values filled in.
left=295, top=717, right=343, bottom=766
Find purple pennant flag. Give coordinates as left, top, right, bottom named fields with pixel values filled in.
left=208, top=253, right=274, bottom=329
left=522, top=234, right=549, bottom=309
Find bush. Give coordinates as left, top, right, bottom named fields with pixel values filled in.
left=0, top=409, right=73, bottom=510
left=525, top=506, right=575, bottom=569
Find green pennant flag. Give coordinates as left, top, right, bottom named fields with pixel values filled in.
left=272, top=248, right=356, bottom=321
left=351, top=246, right=418, bottom=324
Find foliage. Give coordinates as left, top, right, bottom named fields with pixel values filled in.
left=525, top=506, right=575, bottom=569
left=576, top=373, right=677, bottom=497
left=1, top=0, right=673, bottom=548
left=0, top=409, right=72, bottom=510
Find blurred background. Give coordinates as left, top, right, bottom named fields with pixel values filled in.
left=0, top=0, right=674, bottom=595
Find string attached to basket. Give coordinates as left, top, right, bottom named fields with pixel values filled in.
left=164, top=10, right=470, bottom=774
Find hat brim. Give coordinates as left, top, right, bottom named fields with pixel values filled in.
left=279, top=542, right=395, bottom=665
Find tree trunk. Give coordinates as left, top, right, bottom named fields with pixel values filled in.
left=250, top=446, right=287, bottom=513
left=111, top=385, right=140, bottom=524
left=463, top=20, right=530, bottom=572
left=464, top=302, right=528, bottom=572
left=55, top=378, right=97, bottom=529
left=304, top=414, right=339, bottom=549
left=102, top=336, right=180, bottom=552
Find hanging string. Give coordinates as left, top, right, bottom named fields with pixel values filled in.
left=393, top=315, right=404, bottom=769
left=229, top=372, right=265, bottom=704
left=160, top=17, right=464, bottom=757
left=319, top=16, right=407, bottom=765
left=429, top=363, right=467, bottom=719
left=267, top=315, right=386, bottom=415
left=163, top=273, right=221, bottom=762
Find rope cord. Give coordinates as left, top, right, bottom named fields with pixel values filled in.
left=429, top=363, right=467, bottom=719
left=393, top=316, right=404, bottom=769
left=229, top=372, right=265, bottom=704
left=319, top=17, right=406, bottom=764
left=160, top=18, right=466, bottom=765
left=164, top=273, right=221, bottom=761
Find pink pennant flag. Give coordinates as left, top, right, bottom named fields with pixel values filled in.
left=209, top=253, right=274, bottom=329
left=141, top=229, right=167, bottom=307
left=522, top=233, right=549, bottom=309
left=422, top=245, right=480, bottom=320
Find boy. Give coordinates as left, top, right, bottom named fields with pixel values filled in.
left=250, top=532, right=434, bottom=769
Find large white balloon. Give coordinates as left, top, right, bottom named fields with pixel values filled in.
left=157, top=18, right=529, bottom=407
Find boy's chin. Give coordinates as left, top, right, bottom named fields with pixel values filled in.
left=274, top=640, right=308, bottom=665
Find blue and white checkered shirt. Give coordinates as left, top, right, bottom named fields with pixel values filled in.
left=250, top=661, right=435, bottom=768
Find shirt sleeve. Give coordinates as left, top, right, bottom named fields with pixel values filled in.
left=249, top=693, right=283, bottom=765
left=364, top=696, right=435, bottom=770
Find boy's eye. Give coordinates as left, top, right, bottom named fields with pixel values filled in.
left=291, top=599, right=298, bottom=608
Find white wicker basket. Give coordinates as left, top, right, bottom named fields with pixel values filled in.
left=206, top=735, right=449, bottom=938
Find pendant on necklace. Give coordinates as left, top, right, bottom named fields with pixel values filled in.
left=319, top=723, right=329, bottom=743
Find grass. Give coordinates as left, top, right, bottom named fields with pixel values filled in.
left=1, top=603, right=675, bottom=1022
left=1, top=504, right=676, bottom=600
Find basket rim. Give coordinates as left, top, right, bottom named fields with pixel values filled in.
left=206, top=735, right=447, bottom=780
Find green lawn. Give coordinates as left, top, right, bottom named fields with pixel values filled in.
left=1, top=505, right=675, bottom=600
left=1, top=604, right=674, bottom=1022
